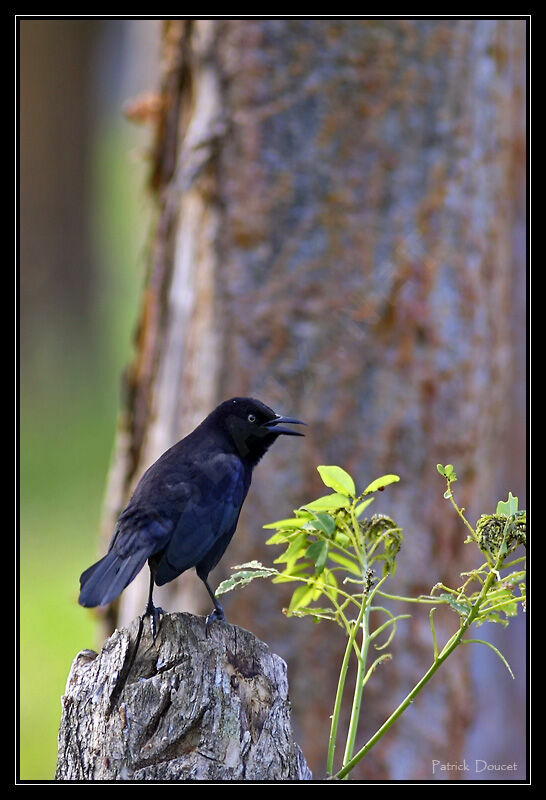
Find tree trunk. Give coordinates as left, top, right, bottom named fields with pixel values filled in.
left=56, top=613, right=311, bottom=781
left=94, top=19, right=526, bottom=780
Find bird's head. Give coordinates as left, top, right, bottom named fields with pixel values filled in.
left=215, top=397, right=305, bottom=465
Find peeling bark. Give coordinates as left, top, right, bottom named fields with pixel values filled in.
left=56, top=614, right=311, bottom=781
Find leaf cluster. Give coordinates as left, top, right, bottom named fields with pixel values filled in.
left=429, top=469, right=527, bottom=631
left=217, top=461, right=526, bottom=780
left=217, top=466, right=401, bottom=628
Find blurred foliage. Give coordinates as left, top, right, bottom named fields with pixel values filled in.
left=19, top=117, right=149, bottom=778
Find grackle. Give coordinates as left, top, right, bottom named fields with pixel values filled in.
left=79, top=397, right=305, bottom=639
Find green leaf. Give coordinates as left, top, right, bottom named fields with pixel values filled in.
left=287, top=583, right=316, bottom=613
left=438, top=463, right=457, bottom=481
left=317, top=465, right=356, bottom=497
left=364, top=474, right=400, bottom=493
left=263, top=517, right=309, bottom=530
left=333, top=530, right=351, bottom=546
left=355, top=497, right=374, bottom=518
left=273, top=532, right=308, bottom=566
left=233, top=559, right=270, bottom=571
left=496, top=492, right=519, bottom=517
left=500, top=570, right=526, bottom=586
left=285, top=606, right=337, bottom=622
left=309, top=512, right=336, bottom=537
left=305, top=540, right=329, bottom=573
left=302, top=493, right=352, bottom=512
left=327, top=551, right=361, bottom=576
left=439, top=593, right=471, bottom=616
left=265, top=531, right=291, bottom=545
left=481, top=587, right=519, bottom=620
left=323, top=568, right=339, bottom=601
left=215, top=561, right=279, bottom=596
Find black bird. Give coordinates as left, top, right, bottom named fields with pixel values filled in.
left=79, top=397, right=304, bottom=637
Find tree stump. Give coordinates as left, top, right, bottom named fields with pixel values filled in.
left=55, top=613, right=311, bottom=781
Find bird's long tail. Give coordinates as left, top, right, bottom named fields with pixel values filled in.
left=78, top=548, right=149, bottom=608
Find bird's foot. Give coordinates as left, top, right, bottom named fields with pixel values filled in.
left=145, top=603, right=165, bottom=645
left=205, top=605, right=225, bottom=637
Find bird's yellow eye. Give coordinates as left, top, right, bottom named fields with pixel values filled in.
left=248, top=413, right=256, bottom=423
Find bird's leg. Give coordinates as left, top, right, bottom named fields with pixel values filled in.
left=116, top=567, right=164, bottom=701
left=201, top=576, right=225, bottom=634
left=144, top=565, right=165, bottom=644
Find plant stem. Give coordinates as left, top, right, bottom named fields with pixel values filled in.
left=341, top=599, right=370, bottom=776
left=447, top=487, right=477, bottom=542
left=326, top=591, right=368, bottom=775
left=339, top=502, right=372, bottom=777
left=376, top=590, right=439, bottom=604
left=332, top=565, right=498, bottom=780
left=333, top=647, right=447, bottom=779
left=326, top=630, right=354, bottom=776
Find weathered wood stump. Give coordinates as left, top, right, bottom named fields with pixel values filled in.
left=56, top=613, right=311, bottom=781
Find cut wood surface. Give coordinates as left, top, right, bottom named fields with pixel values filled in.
left=56, top=613, right=311, bottom=781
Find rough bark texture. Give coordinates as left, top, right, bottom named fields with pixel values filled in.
left=56, top=613, right=311, bottom=781
left=95, top=19, right=526, bottom=780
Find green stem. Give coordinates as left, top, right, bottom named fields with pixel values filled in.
left=326, top=631, right=354, bottom=776
left=339, top=517, right=363, bottom=563
left=447, top=487, right=477, bottom=542
left=332, top=565, right=498, bottom=780
left=341, top=600, right=371, bottom=776
left=368, top=613, right=411, bottom=645
left=326, top=594, right=367, bottom=775
left=333, top=648, right=447, bottom=779
left=376, top=590, right=440, bottom=604
left=340, top=501, right=373, bottom=777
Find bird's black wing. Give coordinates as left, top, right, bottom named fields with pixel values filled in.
left=79, top=446, right=248, bottom=607
left=154, top=453, right=248, bottom=586
left=78, top=506, right=174, bottom=608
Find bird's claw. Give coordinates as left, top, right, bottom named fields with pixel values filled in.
left=205, top=606, right=225, bottom=637
left=145, top=604, right=165, bottom=644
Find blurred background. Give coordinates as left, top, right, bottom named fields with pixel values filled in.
left=19, top=19, right=161, bottom=778
left=19, top=18, right=527, bottom=781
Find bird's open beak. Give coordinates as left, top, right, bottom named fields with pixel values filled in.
left=261, top=415, right=306, bottom=436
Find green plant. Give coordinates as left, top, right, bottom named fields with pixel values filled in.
left=217, top=464, right=526, bottom=780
